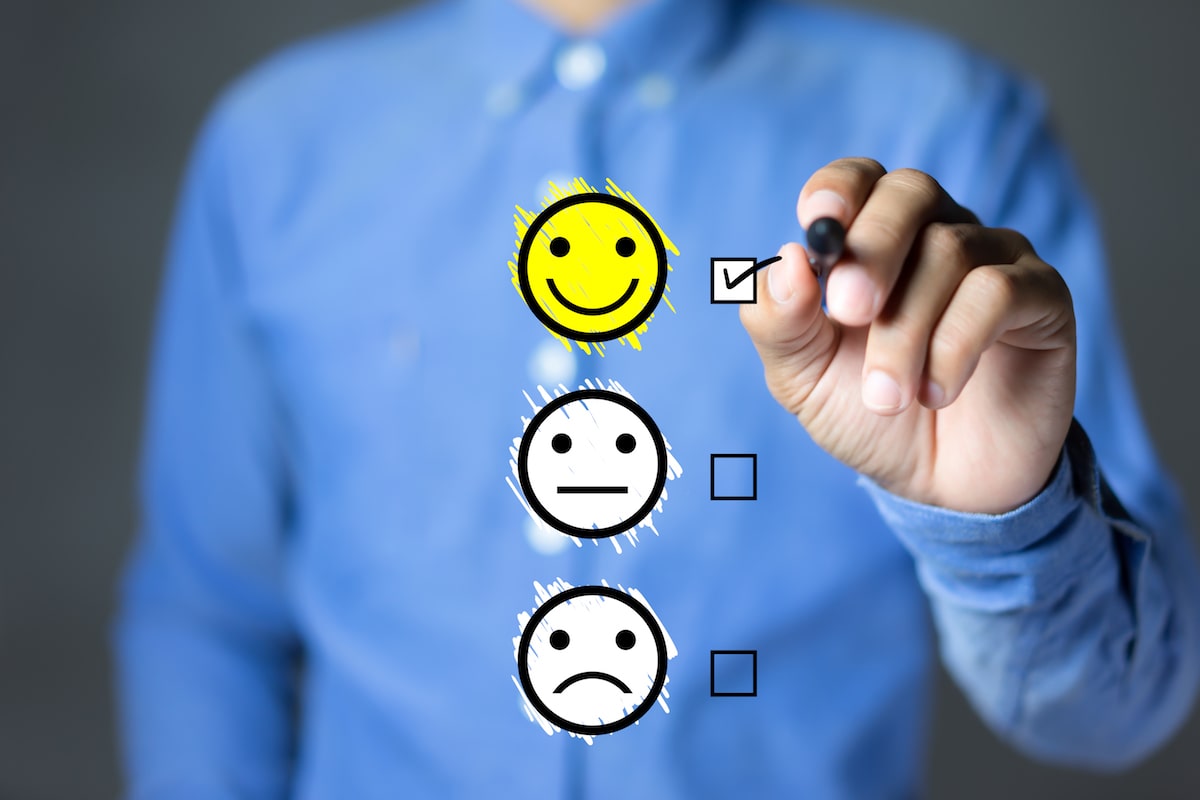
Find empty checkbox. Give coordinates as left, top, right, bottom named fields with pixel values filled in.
left=710, top=453, right=757, bottom=501
left=710, top=650, right=758, bottom=697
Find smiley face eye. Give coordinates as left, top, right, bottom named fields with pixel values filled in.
left=615, top=629, right=635, bottom=650
left=550, top=629, right=570, bottom=650
left=550, top=236, right=571, bottom=257
left=615, top=433, right=636, bottom=453
left=615, top=237, right=636, bottom=257
left=551, top=433, right=572, bottom=453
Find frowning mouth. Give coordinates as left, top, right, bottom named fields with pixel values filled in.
left=554, top=671, right=632, bottom=693
left=547, top=278, right=639, bottom=315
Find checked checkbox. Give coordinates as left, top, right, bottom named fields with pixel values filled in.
left=710, top=256, right=781, bottom=304
left=710, top=453, right=758, bottom=501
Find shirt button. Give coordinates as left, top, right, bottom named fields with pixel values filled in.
left=525, top=517, right=571, bottom=555
left=528, top=339, right=577, bottom=386
left=388, top=329, right=421, bottom=365
left=534, top=172, right=576, bottom=200
left=555, top=41, right=606, bottom=90
left=485, top=82, right=523, bottom=117
left=637, top=73, right=676, bottom=108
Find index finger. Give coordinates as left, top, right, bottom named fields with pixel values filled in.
left=796, top=157, right=887, bottom=229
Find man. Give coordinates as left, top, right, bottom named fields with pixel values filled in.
left=115, top=0, right=1200, bottom=796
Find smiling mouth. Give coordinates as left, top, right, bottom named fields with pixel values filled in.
left=546, top=278, right=640, bottom=316
left=557, top=485, right=629, bottom=494
left=554, top=671, right=633, bottom=693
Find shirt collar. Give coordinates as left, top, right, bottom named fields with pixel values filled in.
left=464, top=0, right=735, bottom=89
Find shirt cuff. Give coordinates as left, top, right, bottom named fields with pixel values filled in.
left=859, top=420, right=1095, bottom=559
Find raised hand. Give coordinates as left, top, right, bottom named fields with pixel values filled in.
left=740, top=158, right=1076, bottom=514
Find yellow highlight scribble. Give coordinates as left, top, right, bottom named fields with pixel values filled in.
left=509, top=178, right=678, bottom=356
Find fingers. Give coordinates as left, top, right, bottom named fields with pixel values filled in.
left=739, top=242, right=837, bottom=409
left=780, top=159, right=1073, bottom=419
left=796, top=157, right=885, bottom=229
left=923, top=255, right=1074, bottom=409
left=860, top=224, right=1024, bottom=413
left=798, top=161, right=977, bottom=328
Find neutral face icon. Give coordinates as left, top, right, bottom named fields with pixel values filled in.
left=517, top=389, right=668, bottom=538
left=517, top=193, right=669, bottom=343
left=517, top=585, right=669, bottom=736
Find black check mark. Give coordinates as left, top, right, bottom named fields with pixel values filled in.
left=723, top=255, right=782, bottom=290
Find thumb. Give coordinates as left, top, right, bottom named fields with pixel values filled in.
left=739, top=242, right=839, bottom=413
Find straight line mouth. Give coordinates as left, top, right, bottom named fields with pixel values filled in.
left=547, top=278, right=639, bottom=316
left=557, top=486, right=629, bottom=494
left=553, top=671, right=632, bottom=693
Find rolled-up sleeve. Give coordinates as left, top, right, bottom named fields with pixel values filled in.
left=864, top=64, right=1200, bottom=769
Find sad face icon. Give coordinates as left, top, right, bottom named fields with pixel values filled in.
left=517, top=584, right=670, bottom=736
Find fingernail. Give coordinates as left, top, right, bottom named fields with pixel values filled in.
left=863, top=370, right=902, bottom=411
left=826, top=266, right=879, bottom=323
left=767, top=259, right=793, bottom=303
left=801, top=189, right=848, bottom=227
left=923, top=380, right=945, bottom=408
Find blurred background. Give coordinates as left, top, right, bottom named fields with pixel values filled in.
left=1, top=0, right=1198, bottom=797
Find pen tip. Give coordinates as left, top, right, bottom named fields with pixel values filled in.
left=806, top=217, right=845, bottom=256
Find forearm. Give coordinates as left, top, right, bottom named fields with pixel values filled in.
left=864, top=421, right=1200, bottom=768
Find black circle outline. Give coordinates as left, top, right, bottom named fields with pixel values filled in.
left=517, top=585, right=669, bottom=737
left=517, top=389, right=668, bottom=539
left=517, top=193, right=669, bottom=342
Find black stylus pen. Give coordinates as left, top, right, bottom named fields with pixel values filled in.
left=719, top=217, right=847, bottom=294
left=806, top=217, right=845, bottom=276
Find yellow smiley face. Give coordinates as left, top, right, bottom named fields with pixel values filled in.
left=511, top=180, right=675, bottom=353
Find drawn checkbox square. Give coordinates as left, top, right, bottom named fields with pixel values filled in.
left=711, top=258, right=758, bottom=304
left=710, top=453, right=757, bottom=501
left=710, top=650, right=758, bottom=697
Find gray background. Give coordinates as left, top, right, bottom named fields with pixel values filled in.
left=1, top=0, right=1197, bottom=797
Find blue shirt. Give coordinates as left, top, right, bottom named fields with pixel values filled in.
left=114, top=0, right=1200, bottom=797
